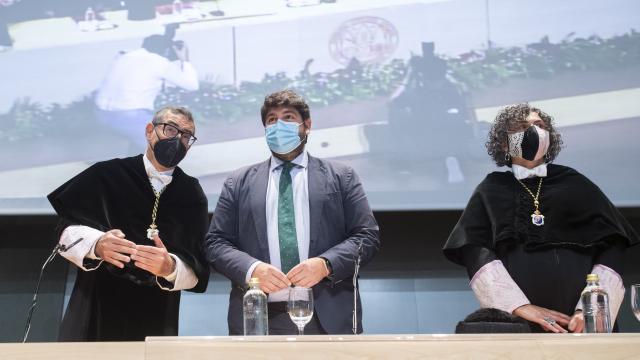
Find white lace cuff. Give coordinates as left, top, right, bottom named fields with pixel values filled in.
left=155, top=253, right=198, bottom=291
left=59, top=225, right=104, bottom=271
left=470, top=260, right=530, bottom=314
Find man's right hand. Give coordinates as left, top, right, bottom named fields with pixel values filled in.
left=94, top=229, right=137, bottom=269
left=251, top=263, right=291, bottom=293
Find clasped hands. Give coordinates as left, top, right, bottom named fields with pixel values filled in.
left=94, top=229, right=176, bottom=277
left=250, top=258, right=330, bottom=293
left=513, top=304, right=584, bottom=333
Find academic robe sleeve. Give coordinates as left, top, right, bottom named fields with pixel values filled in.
left=443, top=182, right=498, bottom=277
left=48, top=163, right=112, bottom=234
left=48, top=160, right=209, bottom=292
left=530, top=168, right=640, bottom=250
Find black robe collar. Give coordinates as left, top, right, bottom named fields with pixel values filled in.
left=443, top=164, right=639, bottom=265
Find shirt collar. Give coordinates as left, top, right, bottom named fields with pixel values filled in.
left=143, top=153, right=174, bottom=178
left=511, top=163, right=547, bottom=180
left=270, top=151, right=308, bottom=172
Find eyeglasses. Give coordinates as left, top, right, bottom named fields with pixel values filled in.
left=154, top=122, right=197, bottom=146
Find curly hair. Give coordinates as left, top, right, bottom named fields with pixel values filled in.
left=486, top=103, right=563, bottom=167
left=260, top=89, right=310, bottom=125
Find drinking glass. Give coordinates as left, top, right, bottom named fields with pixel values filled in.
left=631, top=284, right=640, bottom=322
left=288, top=286, right=313, bottom=335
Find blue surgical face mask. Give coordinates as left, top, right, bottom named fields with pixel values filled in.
left=265, top=119, right=304, bottom=155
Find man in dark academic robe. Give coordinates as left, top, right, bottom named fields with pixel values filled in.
left=443, top=104, right=639, bottom=333
left=48, top=106, right=209, bottom=341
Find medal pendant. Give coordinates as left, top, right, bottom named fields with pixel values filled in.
left=531, top=210, right=545, bottom=226
left=147, top=225, right=159, bottom=240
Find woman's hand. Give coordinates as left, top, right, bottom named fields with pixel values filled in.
left=568, top=310, right=585, bottom=333
left=513, top=304, right=571, bottom=333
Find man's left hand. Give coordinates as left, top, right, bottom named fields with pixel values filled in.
left=286, top=257, right=329, bottom=288
left=132, top=235, right=176, bottom=277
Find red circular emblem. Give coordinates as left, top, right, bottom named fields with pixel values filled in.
left=329, top=16, right=399, bottom=65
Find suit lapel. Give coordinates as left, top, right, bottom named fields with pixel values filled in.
left=307, top=155, right=327, bottom=257
left=250, top=159, right=271, bottom=262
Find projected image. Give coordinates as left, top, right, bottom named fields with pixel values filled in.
left=0, top=0, right=639, bottom=212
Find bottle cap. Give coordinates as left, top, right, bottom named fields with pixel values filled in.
left=586, top=274, right=599, bottom=282
left=248, top=277, right=260, bottom=286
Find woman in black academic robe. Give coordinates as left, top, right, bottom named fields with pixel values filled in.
left=443, top=103, right=639, bottom=333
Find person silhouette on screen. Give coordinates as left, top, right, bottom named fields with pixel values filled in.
left=94, top=27, right=198, bottom=150
left=443, top=103, right=639, bottom=333
left=203, top=90, right=380, bottom=335
left=384, top=42, right=475, bottom=183
left=0, top=0, right=18, bottom=51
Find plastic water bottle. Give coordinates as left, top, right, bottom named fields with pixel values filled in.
left=581, top=273, right=612, bottom=333
left=243, top=278, right=268, bottom=335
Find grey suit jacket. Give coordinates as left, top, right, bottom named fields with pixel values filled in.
left=204, top=154, right=380, bottom=334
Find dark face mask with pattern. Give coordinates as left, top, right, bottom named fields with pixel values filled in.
left=508, top=125, right=550, bottom=161
left=152, top=137, right=187, bottom=168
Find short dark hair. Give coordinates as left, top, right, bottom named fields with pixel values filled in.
left=486, top=103, right=563, bottom=167
left=260, top=89, right=310, bottom=125
left=141, top=34, right=167, bottom=57
left=152, top=106, right=195, bottom=129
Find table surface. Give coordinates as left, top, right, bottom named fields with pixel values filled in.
left=2, top=334, right=639, bottom=360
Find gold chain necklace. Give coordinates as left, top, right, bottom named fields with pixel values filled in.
left=516, top=177, right=545, bottom=226
left=147, top=187, right=165, bottom=240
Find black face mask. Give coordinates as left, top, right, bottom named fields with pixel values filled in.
left=152, top=137, right=187, bottom=168
left=520, top=126, right=540, bottom=161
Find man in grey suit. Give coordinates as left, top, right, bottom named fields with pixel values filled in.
left=204, top=90, right=380, bottom=335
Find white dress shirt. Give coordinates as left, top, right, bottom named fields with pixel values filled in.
left=246, top=151, right=310, bottom=302
left=95, top=48, right=199, bottom=111
left=57, top=153, right=198, bottom=291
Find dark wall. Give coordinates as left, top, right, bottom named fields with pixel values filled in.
left=0, top=216, right=67, bottom=342
left=1, top=208, right=639, bottom=342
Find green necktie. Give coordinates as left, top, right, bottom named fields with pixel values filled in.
left=278, top=162, right=300, bottom=274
